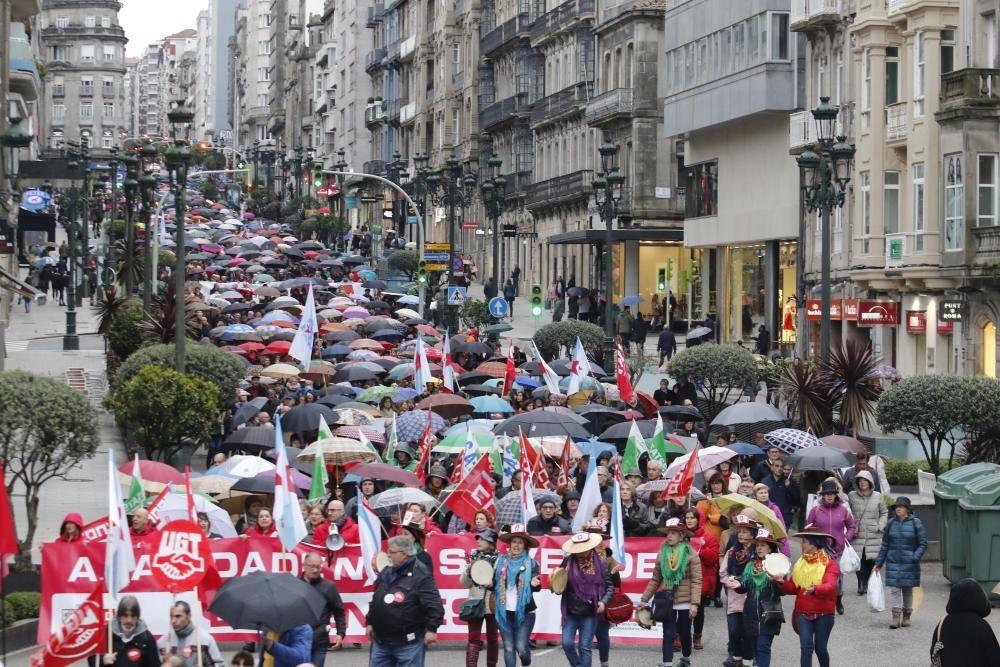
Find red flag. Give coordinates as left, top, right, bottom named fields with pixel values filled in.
left=449, top=453, right=463, bottom=484
left=442, top=332, right=455, bottom=394
left=557, top=436, right=572, bottom=489
left=0, top=463, right=19, bottom=557
left=501, top=339, right=517, bottom=397
left=443, top=455, right=495, bottom=527
left=518, top=430, right=550, bottom=490
left=614, top=337, right=635, bottom=405
left=415, top=413, right=434, bottom=487
left=184, top=465, right=197, bottom=524
left=659, top=444, right=701, bottom=501
left=31, top=584, right=106, bottom=667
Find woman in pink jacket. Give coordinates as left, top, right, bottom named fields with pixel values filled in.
left=806, top=479, right=856, bottom=616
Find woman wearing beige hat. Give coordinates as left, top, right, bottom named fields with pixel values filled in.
left=493, top=526, right=541, bottom=667
left=556, top=532, right=614, bottom=667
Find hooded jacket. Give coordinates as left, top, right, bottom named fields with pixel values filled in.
left=806, top=498, right=857, bottom=558
left=107, top=617, right=160, bottom=666
left=156, top=621, right=224, bottom=666
left=875, top=512, right=927, bottom=589
left=58, top=512, right=84, bottom=542
left=932, top=578, right=1000, bottom=667
left=847, top=471, right=887, bottom=555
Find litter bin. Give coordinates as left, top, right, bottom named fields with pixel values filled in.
left=933, top=462, right=1000, bottom=582
left=958, top=473, right=1000, bottom=597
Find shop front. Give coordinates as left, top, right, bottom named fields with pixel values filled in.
left=718, top=241, right=798, bottom=351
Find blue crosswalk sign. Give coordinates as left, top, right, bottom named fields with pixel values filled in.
left=447, top=286, right=468, bottom=306
left=489, top=297, right=509, bottom=318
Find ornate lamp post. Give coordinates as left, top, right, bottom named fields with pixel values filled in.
left=120, top=155, right=139, bottom=296
left=333, top=149, right=348, bottom=251
left=62, top=144, right=85, bottom=350
left=480, top=153, right=505, bottom=289
left=293, top=146, right=304, bottom=200
left=795, top=97, right=855, bottom=364
left=426, top=155, right=477, bottom=329
left=593, top=138, right=624, bottom=365
left=137, top=139, right=158, bottom=310
left=164, top=99, right=194, bottom=371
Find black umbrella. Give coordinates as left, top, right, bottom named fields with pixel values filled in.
left=209, top=571, right=326, bottom=633
left=297, top=241, right=326, bottom=250
left=550, top=358, right=607, bottom=377
left=342, top=255, right=367, bottom=265
left=455, top=341, right=494, bottom=355
left=317, top=393, right=355, bottom=407
left=599, top=419, right=657, bottom=441
left=223, top=426, right=276, bottom=452
left=660, top=405, right=704, bottom=421
left=232, top=397, right=269, bottom=428
left=332, top=366, right=380, bottom=383
left=463, top=384, right=501, bottom=395
left=223, top=302, right=252, bottom=314
left=458, top=371, right=493, bottom=386
left=322, top=331, right=360, bottom=342
left=365, top=281, right=389, bottom=291
left=402, top=318, right=429, bottom=325
left=493, top=412, right=590, bottom=438
left=573, top=404, right=627, bottom=431
left=282, top=247, right=306, bottom=259
left=279, top=403, right=338, bottom=432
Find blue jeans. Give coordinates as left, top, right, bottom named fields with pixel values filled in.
left=726, top=613, right=753, bottom=660
left=311, top=645, right=328, bottom=667
left=595, top=617, right=610, bottom=663
left=795, top=613, right=834, bottom=667
left=370, top=637, right=426, bottom=667
left=561, top=613, right=597, bottom=667
left=755, top=634, right=775, bottom=667
left=660, top=609, right=691, bottom=663
left=500, top=611, right=534, bottom=667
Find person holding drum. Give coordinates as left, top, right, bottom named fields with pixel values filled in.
left=719, top=515, right=758, bottom=667
left=493, top=526, right=542, bottom=667
left=638, top=517, right=702, bottom=667
left=685, top=508, right=719, bottom=652
left=740, top=528, right=787, bottom=667
left=556, top=531, right=614, bottom=667
left=776, top=525, right=840, bottom=667
left=460, top=528, right=501, bottom=667
left=586, top=523, right=622, bottom=667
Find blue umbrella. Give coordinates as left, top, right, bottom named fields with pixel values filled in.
left=220, top=324, right=256, bottom=340
left=398, top=295, right=420, bottom=305
left=573, top=438, right=618, bottom=458
left=618, top=295, right=643, bottom=307
left=726, top=442, right=765, bottom=457
left=444, top=419, right=498, bottom=436
left=260, top=311, right=299, bottom=324
left=394, top=388, right=420, bottom=402
left=324, top=344, right=353, bottom=357
left=513, top=377, right=541, bottom=389
left=372, top=329, right=405, bottom=341
left=395, top=410, right=447, bottom=443
left=470, top=396, right=515, bottom=414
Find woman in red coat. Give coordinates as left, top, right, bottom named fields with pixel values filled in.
left=243, top=508, right=278, bottom=538
left=685, top=508, right=719, bottom=651
left=777, top=525, right=840, bottom=667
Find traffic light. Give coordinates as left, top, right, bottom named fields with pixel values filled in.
left=237, top=161, right=246, bottom=169
left=531, top=284, right=542, bottom=317
left=313, top=163, right=324, bottom=188
left=416, top=260, right=428, bottom=285
left=657, top=268, right=666, bottom=292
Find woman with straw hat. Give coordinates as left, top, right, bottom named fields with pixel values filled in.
left=461, top=528, right=501, bottom=667
left=719, top=514, right=759, bottom=667
left=493, top=525, right=541, bottom=667
left=556, top=531, right=614, bottom=667
left=638, top=517, right=702, bottom=667
left=740, top=527, right=786, bottom=667
left=776, top=525, right=840, bottom=667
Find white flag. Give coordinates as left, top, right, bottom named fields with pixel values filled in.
left=273, top=414, right=308, bottom=550
left=531, top=340, right=562, bottom=396
left=414, top=336, right=432, bottom=395
left=357, top=496, right=381, bottom=585
left=566, top=337, right=592, bottom=395
left=106, top=450, right=136, bottom=595
left=572, top=462, right=602, bottom=532
left=288, top=285, right=318, bottom=366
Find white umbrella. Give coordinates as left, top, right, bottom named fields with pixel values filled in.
left=368, top=487, right=437, bottom=518
left=155, top=492, right=239, bottom=538
left=219, top=455, right=276, bottom=478
left=664, top=445, right=739, bottom=477
left=395, top=308, right=421, bottom=320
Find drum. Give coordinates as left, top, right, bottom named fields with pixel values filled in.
left=764, top=553, right=791, bottom=578
left=374, top=552, right=391, bottom=572
left=471, top=559, right=494, bottom=586
left=548, top=567, right=568, bottom=595
left=635, top=606, right=654, bottom=630
left=604, top=592, right=634, bottom=625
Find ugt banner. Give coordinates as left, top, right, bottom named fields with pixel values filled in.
left=40, top=534, right=667, bottom=644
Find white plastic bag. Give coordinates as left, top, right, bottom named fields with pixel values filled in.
left=840, top=542, right=861, bottom=574
left=867, top=570, right=886, bottom=613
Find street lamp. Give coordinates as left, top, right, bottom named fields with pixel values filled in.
left=164, top=99, right=194, bottom=372
left=293, top=146, right=304, bottom=200
left=795, top=96, right=855, bottom=364
left=103, top=147, right=120, bottom=294
left=426, top=155, right=477, bottom=329
left=137, top=138, right=158, bottom=310
left=333, top=149, right=348, bottom=252
left=62, top=145, right=86, bottom=350
left=121, top=155, right=139, bottom=296
left=594, top=137, right=624, bottom=365
left=480, top=152, right=505, bottom=290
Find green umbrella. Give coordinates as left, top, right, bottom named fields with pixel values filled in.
left=253, top=274, right=277, bottom=283
left=433, top=431, right=494, bottom=453
left=387, top=363, right=415, bottom=380
left=483, top=323, right=513, bottom=334
left=357, top=386, right=399, bottom=403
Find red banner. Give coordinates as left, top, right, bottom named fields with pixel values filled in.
left=858, top=300, right=899, bottom=326
left=41, top=535, right=667, bottom=644
left=32, top=585, right=105, bottom=667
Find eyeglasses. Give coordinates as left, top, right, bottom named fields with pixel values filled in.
left=388, top=549, right=406, bottom=555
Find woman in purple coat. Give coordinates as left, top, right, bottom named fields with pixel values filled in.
left=806, top=478, right=857, bottom=616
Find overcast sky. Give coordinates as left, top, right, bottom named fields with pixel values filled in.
left=120, top=0, right=204, bottom=57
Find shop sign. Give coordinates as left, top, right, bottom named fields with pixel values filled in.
left=940, top=300, right=967, bottom=322
left=857, top=300, right=899, bottom=326
left=843, top=299, right=859, bottom=321
left=805, top=299, right=842, bottom=321
left=886, top=234, right=905, bottom=269
left=938, top=321, right=954, bottom=335
left=906, top=311, right=927, bottom=334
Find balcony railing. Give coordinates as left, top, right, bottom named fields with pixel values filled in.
left=525, top=169, right=594, bottom=209
left=531, top=82, right=593, bottom=126
left=399, top=35, right=417, bottom=60
left=585, top=88, right=633, bottom=125
left=79, top=85, right=94, bottom=96
left=938, top=68, right=1000, bottom=114
left=500, top=171, right=533, bottom=198
left=366, top=3, right=384, bottom=27
left=885, top=101, right=907, bottom=141
left=788, top=103, right=852, bottom=150
left=481, top=13, right=533, bottom=57
left=481, top=93, right=532, bottom=131
left=789, top=0, right=840, bottom=30
left=531, top=0, right=595, bottom=43
left=887, top=0, right=909, bottom=16
left=51, top=84, right=65, bottom=96
left=366, top=47, right=387, bottom=71
left=973, top=226, right=1000, bottom=261
left=364, top=160, right=386, bottom=175
left=400, top=101, right=416, bottom=123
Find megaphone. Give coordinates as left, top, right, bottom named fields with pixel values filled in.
left=326, top=532, right=346, bottom=552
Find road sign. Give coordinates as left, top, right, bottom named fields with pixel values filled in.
left=407, top=215, right=418, bottom=225
left=447, top=286, right=468, bottom=306
left=452, top=256, right=464, bottom=272
left=489, top=297, right=509, bottom=318
left=426, top=263, right=448, bottom=272
left=502, top=223, right=517, bottom=238
left=425, top=242, right=451, bottom=251
left=424, top=252, right=449, bottom=261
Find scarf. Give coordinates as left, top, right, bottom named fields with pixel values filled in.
left=727, top=543, right=753, bottom=578
left=741, top=559, right=773, bottom=597
left=379, top=555, right=415, bottom=587
left=567, top=552, right=606, bottom=605
left=791, top=549, right=830, bottom=589
left=494, top=552, right=533, bottom=634
left=658, top=542, right=692, bottom=589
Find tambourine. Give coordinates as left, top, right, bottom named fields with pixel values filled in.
left=471, top=560, right=494, bottom=586
left=548, top=567, right=568, bottom=594
left=635, top=606, right=654, bottom=630
left=764, top=553, right=791, bottom=578
left=374, top=552, right=391, bottom=572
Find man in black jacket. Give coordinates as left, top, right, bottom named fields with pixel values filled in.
left=527, top=497, right=571, bottom=535
left=366, top=535, right=444, bottom=667
left=100, top=595, right=160, bottom=666
left=301, top=551, right=346, bottom=666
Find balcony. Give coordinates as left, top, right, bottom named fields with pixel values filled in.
left=366, top=47, right=387, bottom=73
left=974, top=226, right=1000, bottom=263
left=531, top=0, right=595, bottom=45
left=51, top=84, right=66, bottom=97
left=531, top=82, right=593, bottom=127
left=399, top=35, right=417, bottom=61
left=885, top=101, right=907, bottom=142
left=481, top=14, right=533, bottom=58
left=790, top=0, right=841, bottom=32
left=364, top=160, right=386, bottom=175
left=453, top=70, right=465, bottom=89
left=40, top=24, right=127, bottom=39
left=9, top=28, right=40, bottom=102
left=887, top=0, right=910, bottom=17
left=365, top=105, right=386, bottom=127
left=366, top=3, right=385, bottom=27
left=11, top=0, right=41, bottom=21
left=788, top=103, right=853, bottom=152
left=400, top=101, right=416, bottom=124
left=585, top=88, right=634, bottom=126
left=481, top=94, right=532, bottom=131
left=525, top=169, right=594, bottom=210
left=936, top=68, right=1000, bottom=121
left=79, top=85, right=95, bottom=97
left=501, top=171, right=533, bottom=198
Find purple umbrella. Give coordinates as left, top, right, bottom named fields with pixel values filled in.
left=254, top=468, right=311, bottom=488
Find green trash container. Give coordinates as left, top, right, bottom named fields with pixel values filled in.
left=958, top=473, right=1000, bottom=598
left=933, top=462, right=1000, bottom=582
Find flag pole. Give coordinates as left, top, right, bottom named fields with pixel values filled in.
left=194, top=587, right=203, bottom=667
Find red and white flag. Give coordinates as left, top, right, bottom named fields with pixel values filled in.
left=443, top=455, right=495, bottom=528
left=556, top=436, right=573, bottom=489
left=415, top=412, right=434, bottom=487
left=566, top=337, right=592, bottom=395
left=442, top=332, right=455, bottom=394
left=659, top=444, right=701, bottom=501
left=184, top=465, right=197, bottom=524
left=531, top=340, right=561, bottom=395
left=31, top=585, right=106, bottom=667
left=517, top=429, right=537, bottom=523
left=614, top=337, right=635, bottom=405
left=414, top=337, right=433, bottom=395
left=501, top=338, right=517, bottom=397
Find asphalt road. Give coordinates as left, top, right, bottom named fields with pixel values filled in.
left=6, top=568, right=998, bottom=667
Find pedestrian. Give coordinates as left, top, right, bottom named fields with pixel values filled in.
left=741, top=528, right=786, bottom=667
left=312, top=498, right=359, bottom=547
left=752, top=483, right=790, bottom=556
left=511, top=264, right=521, bottom=294
left=754, top=325, right=770, bottom=356
left=874, top=496, right=928, bottom=629
left=493, top=526, right=541, bottom=667
left=484, top=277, right=498, bottom=301
left=615, top=306, right=634, bottom=353
left=300, top=552, right=346, bottom=666
left=930, top=578, right=1000, bottom=667
left=777, top=525, right=840, bottom=667
left=503, top=279, right=516, bottom=318
left=260, top=623, right=312, bottom=667
left=806, top=479, right=856, bottom=615
left=101, top=595, right=160, bottom=666
left=365, top=534, right=445, bottom=667
left=719, top=515, right=757, bottom=667
left=58, top=513, right=84, bottom=542
left=156, top=600, right=225, bottom=666
left=578, top=291, right=591, bottom=322
left=657, top=325, right=677, bottom=367
left=460, top=528, right=500, bottom=667
left=685, top=508, right=718, bottom=652
left=841, top=450, right=891, bottom=494
left=242, top=508, right=277, bottom=538
left=632, top=312, right=649, bottom=354
left=556, top=531, right=614, bottom=667
left=526, top=497, right=570, bottom=535
left=846, top=470, right=886, bottom=595
left=588, top=525, right=622, bottom=667
left=639, top=517, right=701, bottom=667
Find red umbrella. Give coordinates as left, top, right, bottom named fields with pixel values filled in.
left=416, top=324, right=441, bottom=337
left=425, top=347, right=443, bottom=361
left=415, top=393, right=474, bottom=419
left=239, top=342, right=267, bottom=352
left=334, top=425, right=386, bottom=444
left=634, top=390, right=659, bottom=418
left=820, top=435, right=868, bottom=455
left=304, top=251, right=320, bottom=260
left=620, top=409, right=645, bottom=421
left=476, top=361, right=509, bottom=378
left=227, top=257, right=247, bottom=267
left=270, top=320, right=298, bottom=329
left=116, top=459, right=185, bottom=484
left=265, top=340, right=292, bottom=355
left=346, top=462, right=419, bottom=485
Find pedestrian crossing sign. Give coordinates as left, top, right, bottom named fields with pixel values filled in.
left=447, top=287, right=467, bottom=306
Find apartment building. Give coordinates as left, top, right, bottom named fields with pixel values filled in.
left=137, top=44, right=161, bottom=137
left=7, top=1, right=43, bottom=162
left=39, top=0, right=128, bottom=156
left=156, top=30, right=197, bottom=134
left=230, top=0, right=274, bottom=153
left=124, top=56, right=139, bottom=137
left=664, top=0, right=803, bottom=348
left=193, top=0, right=242, bottom=145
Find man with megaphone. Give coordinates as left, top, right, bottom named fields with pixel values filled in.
left=313, top=499, right=360, bottom=552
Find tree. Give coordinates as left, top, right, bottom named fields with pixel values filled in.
left=105, top=365, right=219, bottom=464
left=113, top=342, right=245, bottom=408
left=106, top=299, right=146, bottom=363
left=824, top=339, right=882, bottom=433
left=140, top=281, right=201, bottom=344
left=779, top=361, right=836, bottom=434
left=667, top=344, right=759, bottom=423
left=0, top=371, right=99, bottom=568
left=876, top=375, right=985, bottom=474
left=532, top=320, right=606, bottom=365
left=387, top=249, right=418, bottom=279
left=199, top=180, right=220, bottom=201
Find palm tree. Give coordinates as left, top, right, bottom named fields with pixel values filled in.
left=140, top=281, right=200, bottom=343
left=822, top=339, right=882, bottom=434
left=779, top=361, right=836, bottom=434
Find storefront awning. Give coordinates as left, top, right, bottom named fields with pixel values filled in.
left=546, top=228, right=684, bottom=245
left=0, top=265, right=43, bottom=299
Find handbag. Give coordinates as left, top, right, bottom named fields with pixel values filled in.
left=761, top=599, right=785, bottom=625
left=930, top=617, right=945, bottom=667
left=458, top=598, right=486, bottom=622
left=650, top=587, right=676, bottom=623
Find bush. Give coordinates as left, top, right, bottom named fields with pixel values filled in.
left=668, top=344, right=759, bottom=422
left=883, top=457, right=958, bottom=485
left=461, top=299, right=493, bottom=328
left=532, top=320, right=606, bottom=365
left=387, top=249, right=418, bottom=279
left=106, top=299, right=146, bottom=362
left=113, top=343, right=244, bottom=408
left=3, top=592, right=41, bottom=621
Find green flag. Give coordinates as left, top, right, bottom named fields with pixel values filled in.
left=317, top=414, right=335, bottom=440
left=124, top=454, right=145, bottom=514
left=359, top=430, right=383, bottom=464
left=386, top=414, right=398, bottom=466
left=648, top=413, right=667, bottom=463
left=309, top=437, right=328, bottom=502
left=621, top=420, right=649, bottom=474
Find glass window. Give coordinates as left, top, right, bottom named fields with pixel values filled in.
left=101, top=15, right=110, bottom=28
left=941, top=29, right=955, bottom=74
left=885, top=46, right=899, bottom=105
left=85, top=15, right=96, bottom=27
left=914, top=32, right=925, bottom=117
left=945, top=154, right=964, bottom=250
left=103, top=102, right=114, bottom=118
left=884, top=171, right=900, bottom=234
left=80, top=130, right=91, bottom=149
left=80, top=103, right=94, bottom=120
left=55, top=16, right=68, bottom=28
left=748, top=15, right=759, bottom=64
left=80, top=45, right=95, bottom=63
left=913, top=163, right=925, bottom=251
left=685, top=162, right=718, bottom=218
left=861, top=172, right=871, bottom=254
left=978, top=154, right=997, bottom=227
left=770, top=12, right=788, bottom=60
left=103, top=45, right=115, bottom=62
left=52, top=104, right=65, bottom=121
left=862, top=48, right=871, bottom=128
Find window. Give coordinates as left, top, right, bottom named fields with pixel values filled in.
left=979, top=154, right=997, bottom=227
left=257, top=67, right=270, bottom=82
left=258, top=40, right=271, bottom=55
left=914, top=32, right=925, bottom=116
left=941, top=29, right=955, bottom=74
left=80, top=77, right=94, bottom=93
left=945, top=154, right=964, bottom=250
left=103, top=45, right=116, bottom=63
left=913, top=163, right=925, bottom=251
left=835, top=51, right=843, bottom=104
left=55, top=16, right=68, bottom=28
left=861, top=48, right=871, bottom=128
left=50, top=130, right=64, bottom=149
left=817, top=56, right=826, bottom=101
left=452, top=108, right=460, bottom=146
left=861, top=172, right=871, bottom=254
left=80, top=45, right=95, bottom=63
left=770, top=12, right=788, bottom=60
left=85, top=15, right=96, bottom=27
left=833, top=207, right=843, bottom=254
left=52, top=75, right=65, bottom=95
left=885, top=46, right=899, bottom=105
left=884, top=171, right=900, bottom=234
left=52, top=104, right=66, bottom=121
left=684, top=161, right=718, bottom=218
left=102, top=130, right=113, bottom=149
left=80, top=103, right=94, bottom=120
left=256, top=93, right=267, bottom=107
left=101, top=15, right=110, bottom=28
left=103, top=102, right=114, bottom=118
left=80, top=130, right=91, bottom=149
left=103, top=77, right=114, bottom=93
left=51, top=45, right=68, bottom=61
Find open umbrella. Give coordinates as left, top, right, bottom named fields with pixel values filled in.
left=232, top=397, right=269, bottom=428
left=415, top=394, right=474, bottom=419
left=395, top=410, right=447, bottom=442
left=711, top=402, right=787, bottom=427
left=219, top=455, right=276, bottom=478
left=764, top=428, right=822, bottom=454
left=787, top=446, right=857, bottom=471
left=660, top=405, right=704, bottom=421
left=280, top=404, right=338, bottom=432
left=223, top=426, right=277, bottom=453
left=116, top=460, right=184, bottom=485
left=470, top=395, right=515, bottom=414
left=494, top=488, right=553, bottom=527
left=332, top=407, right=377, bottom=426
left=664, top=446, right=739, bottom=477
left=711, top=493, right=787, bottom=537
left=726, top=442, right=766, bottom=457
left=209, top=571, right=326, bottom=633
left=599, top=420, right=656, bottom=441
left=261, top=362, right=301, bottom=379
left=433, top=431, right=494, bottom=453
left=686, top=326, right=713, bottom=341
left=334, top=425, right=385, bottom=444
left=493, top=412, right=590, bottom=439
left=368, top=487, right=438, bottom=518
left=820, top=435, right=868, bottom=455
left=230, top=476, right=304, bottom=496
left=253, top=468, right=312, bottom=489
left=348, top=462, right=420, bottom=486
left=298, top=437, right=377, bottom=466
left=155, top=492, right=239, bottom=538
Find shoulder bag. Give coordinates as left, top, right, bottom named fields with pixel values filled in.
left=459, top=598, right=486, bottom=622
left=650, top=585, right=677, bottom=623
left=761, top=599, right=785, bottom=625
left=930, top=617, right=945, bottom=667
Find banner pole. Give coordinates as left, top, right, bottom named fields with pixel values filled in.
left=194, top=586, right=203, bottom=667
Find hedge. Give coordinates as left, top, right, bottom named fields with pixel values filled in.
left=0, top=592, right=41, bottom=628
left=883, top=457, right=957, bottom=485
